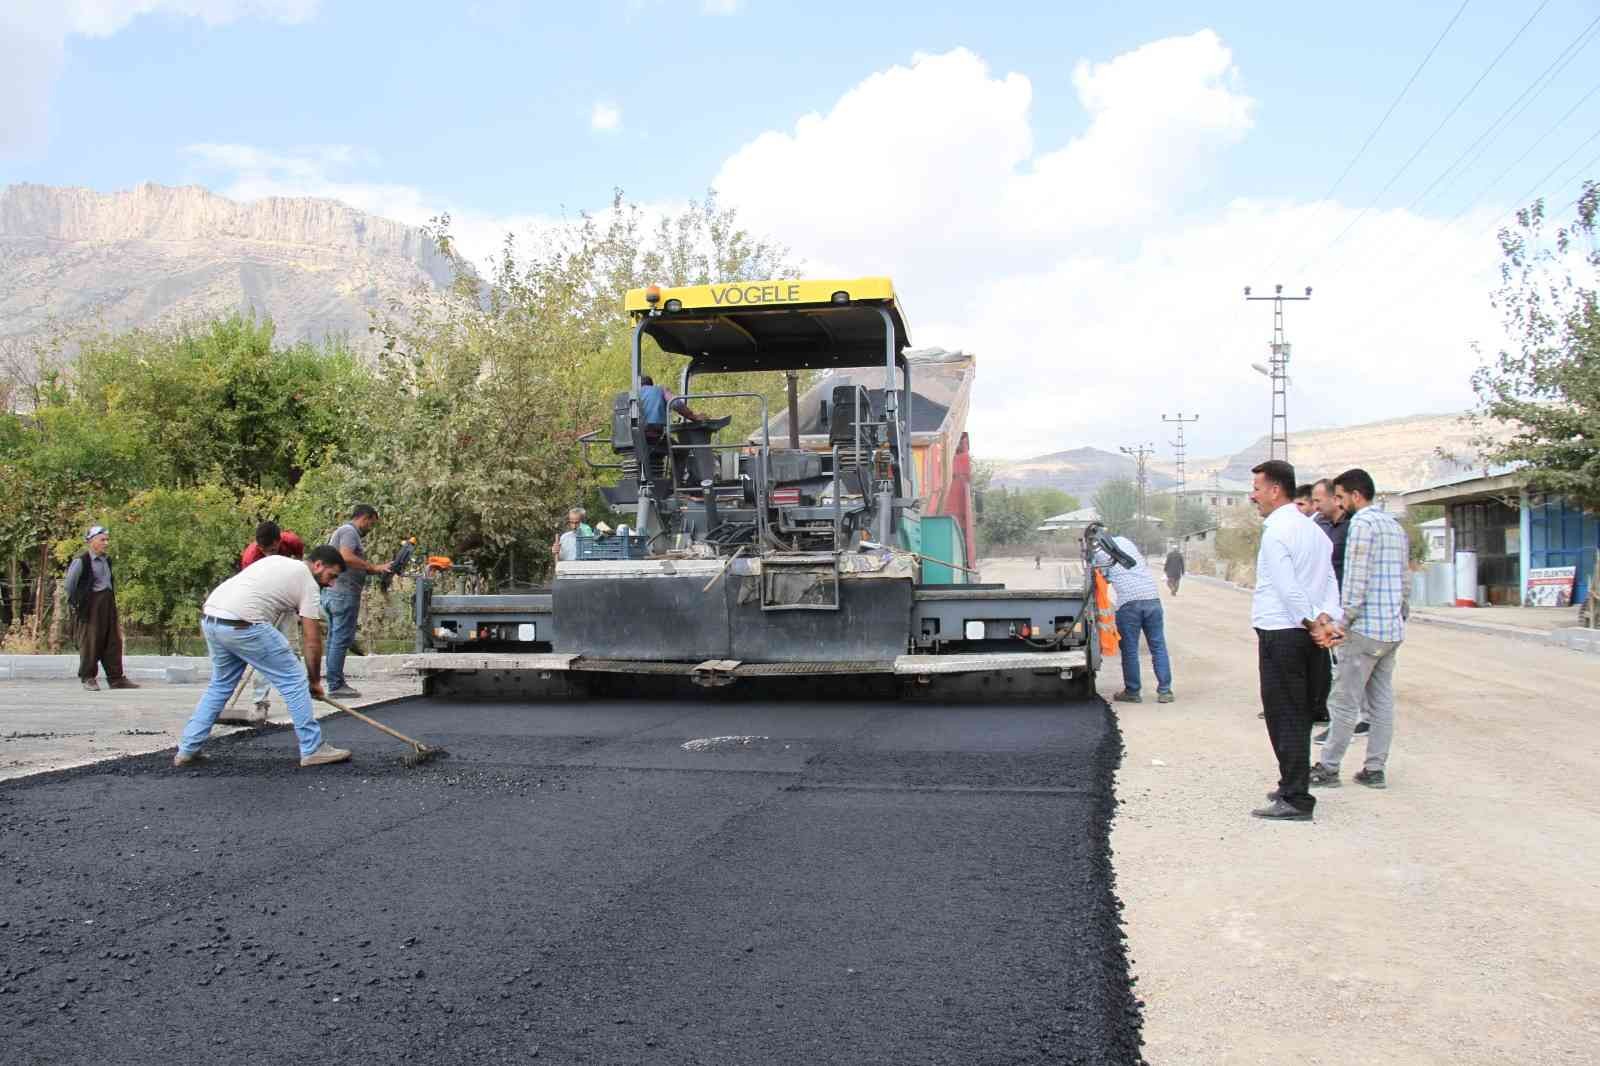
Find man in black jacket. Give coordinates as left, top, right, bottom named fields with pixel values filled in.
left=63, top=525, right=139, bottom=692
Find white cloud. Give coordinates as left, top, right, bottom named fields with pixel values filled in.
left=711, top=37, right=1508, bottom=460
left=1, top=1, right=317, bottom=153
left=590, top=101, right=622, bottom=132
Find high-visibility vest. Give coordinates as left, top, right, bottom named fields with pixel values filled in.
left=1094, top=570, right=1120, bottom=657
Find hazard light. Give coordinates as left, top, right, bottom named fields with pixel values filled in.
left=770, top=488, right=800, bottom=506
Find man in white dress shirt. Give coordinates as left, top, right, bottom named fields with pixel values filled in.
left=1247, top=460, right=1341, bottom=821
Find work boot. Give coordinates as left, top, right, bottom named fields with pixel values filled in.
left=1156, top=689, right=1175, bottom=704
left=81, top=678, right=100, bottom=691
left=327, top=685, right=362, bottom=700
left=1308, top=763, right=1341, bottom=788
left=1353, top=768, right=1387, bottom=789
left=108, top=677, right=141, bottom=690
left=299, top=744, right=352, bottom=768
left=1112, top=690, right=1141, bottom=704
left=173, top=749, right=209, bottom=768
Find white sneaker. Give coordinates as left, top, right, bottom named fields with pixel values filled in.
left=299, top=744, right=352, bottom=768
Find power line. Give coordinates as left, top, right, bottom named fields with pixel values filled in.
left=1298, top=0, right=1552, bottom=275
left=1401, top=13, right=1600, bottom=218
left=1255, top=0, right=1473, bottom=280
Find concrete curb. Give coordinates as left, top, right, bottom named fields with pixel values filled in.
left=0, top=653, right=419, bottom=683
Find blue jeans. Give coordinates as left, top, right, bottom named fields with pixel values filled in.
left=323, top=590, right=360, bottom=690
left=1115, top=598, right=1172, bottom=695
left=180, top=617, right=323, bottom=757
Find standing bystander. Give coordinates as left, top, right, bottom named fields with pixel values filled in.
left=1294, top=483, right=1316, bottom=516
left=63, top=525, right=139, bottom=692
left=1311, top=469, right=1408, bottom=790
left=1248, top=460, right=1340, bottom=821
left=1095, top=534, right=1175, bottom=704
left=323, top=505, right=390, bottom=700
left=1164, top=547, right=1185, bottom=595
left=553, top=507, right=595, bottom=563
left=175, top=548, right=351, bottom=768
left=1311, top=478, right=1363, bottom=739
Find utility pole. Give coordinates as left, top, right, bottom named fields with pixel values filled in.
left=1119, top=442, right=1156, bottom=549
left=1162, top=412, right=1200, bottom=530
left=1209, top=471, right=1223, bottom=528
left=1244, top=284, right=1311, bottom=461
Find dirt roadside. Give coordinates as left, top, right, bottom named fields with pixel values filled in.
left=987, top=556, right=1599, bottom=1066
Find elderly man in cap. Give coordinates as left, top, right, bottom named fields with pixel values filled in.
left=63, top=525, right=139, bottom=691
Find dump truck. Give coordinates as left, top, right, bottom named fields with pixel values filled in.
left=410, top=278, right=1099, bottom=700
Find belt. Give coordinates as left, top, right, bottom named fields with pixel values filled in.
left=203, top=613, right=251, bottom=629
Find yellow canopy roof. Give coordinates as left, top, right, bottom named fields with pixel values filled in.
left=623, top=277, right=912, bottom=372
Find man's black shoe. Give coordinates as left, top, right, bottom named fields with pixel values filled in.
left=1353, top=721, right=1371, bottom=736
left=1250, top=799, right=1312, bottom=821
left=1353, top=768, right=1387, bottom=789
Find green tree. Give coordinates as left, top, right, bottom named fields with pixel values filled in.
left=1022, top=487, right=1079, bottom=522
left=1471, top=182, right=1599, bottom=511
left=1093, top=478, right=1138, bottom=533
left=1397, top=503, right=1444, bottom=564
left=102, top=484, right=256, bottom=651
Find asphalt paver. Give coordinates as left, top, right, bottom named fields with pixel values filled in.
left=0, top=696, right=1142, bottom=1065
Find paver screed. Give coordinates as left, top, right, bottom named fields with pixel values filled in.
left=0, top=696, right=1143, bottom=1065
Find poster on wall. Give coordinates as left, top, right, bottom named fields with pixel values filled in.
left=1527, top=567, right=1577, bottom=607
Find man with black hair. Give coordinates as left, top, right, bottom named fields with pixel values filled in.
left=1312, top=468, right=1408, bottom=790
left=176, top=546, right=351, bottom=768
left=323, top=505, right=390, bottom=700
left=1294, top=483, right=1316, bottom=517
left=1248, top=459, right=1340, bottom=821
left=63, top=525, right=139, bottom=691
left=1311, top=477, right=1362, bottom=742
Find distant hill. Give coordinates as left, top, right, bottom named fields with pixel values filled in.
left=990, top=412, right=1512, bottom=500
left=0, top=182, right=458, bottom=349
left=988, top=445, right=1176, bottom=498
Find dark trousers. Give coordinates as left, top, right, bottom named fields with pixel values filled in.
left=1256, top=627, right=1317, bottom=813
left=1310, top=647, right=1333, bottom=723
left=77, top=588, right=126, bottom=681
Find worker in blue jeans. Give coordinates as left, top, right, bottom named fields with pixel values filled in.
left=323, top=504, right=391, bottom=699
left=1094, top=534, right=1175, bottom=704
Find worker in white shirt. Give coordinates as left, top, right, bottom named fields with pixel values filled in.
left=1246, top=460, right=1341, bottom=821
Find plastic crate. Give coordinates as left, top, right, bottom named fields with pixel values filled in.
left=576, top=534, right=651, bottom=560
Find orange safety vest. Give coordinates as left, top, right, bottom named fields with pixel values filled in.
left=1094, top=570, right=1121, bottom=657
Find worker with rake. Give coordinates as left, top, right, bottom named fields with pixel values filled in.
left=174, top=546, right=352, bottom=768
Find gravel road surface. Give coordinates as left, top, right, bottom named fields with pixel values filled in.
left=1, top=695, right=1144, bottom=1065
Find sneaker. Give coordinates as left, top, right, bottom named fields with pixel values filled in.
left=299, top=744, right=352, bottom=768
left=173, top=749, right=208, bottom=768
left=1156, top=690, right=1175, bottom=704
left=1314, top=728, right=1330, bottom=743
left=1353, top=768, right=1387, bottom=789
left=1112, top=690, right=1142, bottom=704
left=327, top=685, right=362, bottom=700
left=1353, top=721, right=1371, bottom=736
left=1308, top=763, right=1341, bottom=788
left=81, top=678, right=100, bottom=691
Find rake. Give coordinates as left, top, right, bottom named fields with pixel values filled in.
left=316, top=694, right=448, bottom=767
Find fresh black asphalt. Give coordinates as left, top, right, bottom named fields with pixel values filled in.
left=0, top=695, right=1144, bottom=1065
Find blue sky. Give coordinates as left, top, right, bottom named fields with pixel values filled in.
left=4, top=0, right=1599, bottom=459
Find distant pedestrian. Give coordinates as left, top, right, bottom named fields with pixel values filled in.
left=175, top=548, right=351, bottom=768
left=1164, top=547, right=1185, bottom=594
left=63, top=525, right=139, bottom=692
left=1311, top=469, right=1408, bottom=791
left=1094, top=534, right=1174, bottom=704
left=1035, top=553, right=1042, bottom=570
left=554, top=507, right=594, bottom=563
left=1247, top=460, right=1340, bottom=821
left=323, top=505, right=390, bottom=700
left=218, top=521, right=308, bottom=726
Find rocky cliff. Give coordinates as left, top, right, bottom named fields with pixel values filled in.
left=0, top=183, right=458, bottom=347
